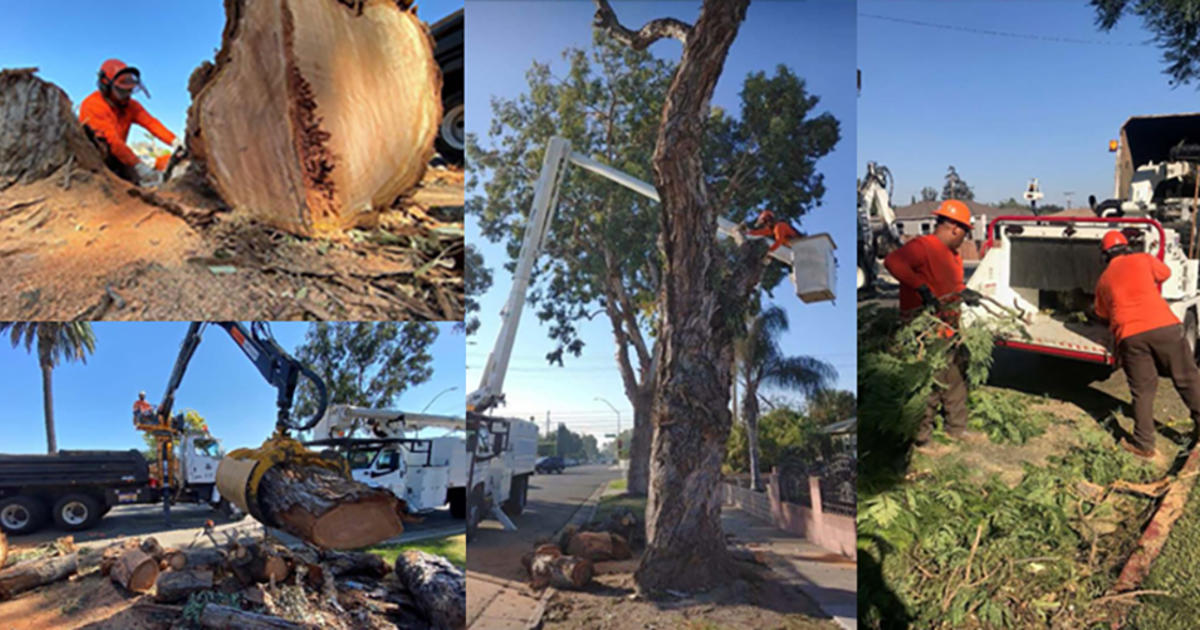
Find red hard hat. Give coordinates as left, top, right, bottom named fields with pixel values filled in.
left=1101, top=230, right=1128, bottom=251
left=756, top=209, right=776, bottom=224
left=99, top=59, right=146, bottom=95
left=932, top=200, right=972, bottom=227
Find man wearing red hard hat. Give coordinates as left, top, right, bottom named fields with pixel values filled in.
left=884, top=199, right=983, bottom=448
left=1094, top=229, right=1200, bottom=459
left=78, top=59, right=182, bottom=187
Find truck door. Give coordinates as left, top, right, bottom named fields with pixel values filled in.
left=185, top=437, right=221, bottom=485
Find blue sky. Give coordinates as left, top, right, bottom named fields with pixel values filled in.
left=465, top=1, right=857, bottom=439
left=1, top=1, right=461, bottom=142
left=859, top=0, right=1199, bottom=207
left=0, top=323, right=464, bottom=455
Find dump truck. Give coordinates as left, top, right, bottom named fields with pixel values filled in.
left=0, top=430, right=230, bottom=536
left=965, top=113, right=1200, bottom=364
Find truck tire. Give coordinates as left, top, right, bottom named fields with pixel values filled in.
left=503, top=474, right=529, bottom=517
left=435, top=89, right=463, bottom=165
left=466, top=483, right=487, bottom=543
left=51, top=494, right=102, bottom=531
left=448, top=487, right=466, bottom=519
left=0, top=495, right=47, bottom=535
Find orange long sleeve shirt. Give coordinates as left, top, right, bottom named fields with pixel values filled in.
left=884, top=235, right=965, bottom=315
left=78, top=91, right=175, bottom=167
left=1094, top=252, right=1177, bottom=343
left=747, top=222, right=802, bottom=252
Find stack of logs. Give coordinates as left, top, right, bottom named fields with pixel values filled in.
left=0, top=533, right=465, bottom=630
left=522, top=526, right=633, bottom=590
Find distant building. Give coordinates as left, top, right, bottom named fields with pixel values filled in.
left=891, top=200, right=1030, bottom=261
left=819, top=416, right=857, bottom=454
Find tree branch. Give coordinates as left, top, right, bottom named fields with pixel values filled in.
left=593, top=0, right=692, bottom=50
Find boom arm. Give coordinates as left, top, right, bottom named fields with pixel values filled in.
left=311, top=404, right=466, bottom=441
left=158, top=322, right=329, bottom=434
left=467, top=136, right=828, bottom=415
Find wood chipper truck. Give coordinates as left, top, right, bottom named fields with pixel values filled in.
left=465, top=136, right=837, bottom=540
left=305, top=405, right=469, bottom=515
left=965, top=113, right=1200, bottom=365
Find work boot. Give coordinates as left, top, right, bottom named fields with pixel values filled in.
left=1120, top=438, right=1156, bottom=459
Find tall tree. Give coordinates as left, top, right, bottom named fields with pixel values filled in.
left=735, top=305, right=835, bottom=490
left=942, top=165, right=974, bottom=201
left=1093, top=0, right=1200, bottom=87
left=920, top=186, right=938, bottom=202
left=293, top=323, right=438, bottom=419
left=806, top=388, right=857, bottom=426
left=593, top=0, right=835, bottom=592
left=0, top=323, right=96, bottom=454
left=465, top=244, right=493, bottom=336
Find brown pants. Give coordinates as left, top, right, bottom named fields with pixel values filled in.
left=1119, top=324, right=1200, bottom=451
left=917, top=348, right=968, bottom=443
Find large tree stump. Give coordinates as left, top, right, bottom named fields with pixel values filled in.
left=185, top=0, right=442, bottom=236
left=256, top=463, right=405, bottom=549
left=0, top=552, right=77, bottom=599
left=394, top=549, right=465, bottom=630
left=0, top=68, right=103, bottom=190
left=155, top=569, right=214, bottom=603
left=110, top=548, right=159, bottom=593
left=199, top=603, right=314, bottom=629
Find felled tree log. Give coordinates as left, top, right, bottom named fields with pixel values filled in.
left=0, top=532, right=7, bottom=569
left=140, top=537, right=166, bottom=563
left=155, top=569, right=214, bottom=603
left=566, top=532, right=632, bottom=561
left=528, top=546, right=592, bottom=590
left=100, top=539, right=142, bottom=576
left=0, top=552, right=77, bottom=599
left=256, top=463, right=405, bottom=549
left=394, top=550, right=465, bottom=630
left=165, top=547, right=227, bottom=572
left=321, top=550, right=389, bottom=578
left=0, top=68, right=103, bottom=190
left=199, top=603, right=314, bottom=630
left=185, top=0, right=442, bottom=236
left=110, top=549, right=159, bottom=593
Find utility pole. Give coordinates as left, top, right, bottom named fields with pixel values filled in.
left=545, top=410, right=551, bottom=438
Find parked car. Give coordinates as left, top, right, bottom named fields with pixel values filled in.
left=535, top=456, right=565, bottom=474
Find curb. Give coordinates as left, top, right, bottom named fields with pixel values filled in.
left=524, top=478, right=612, bottom=629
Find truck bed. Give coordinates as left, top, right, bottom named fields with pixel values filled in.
left=0, top=450, right=150, bottom=488
left=997, top=313, right=1112, bottom=363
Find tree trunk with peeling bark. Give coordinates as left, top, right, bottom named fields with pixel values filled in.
left=0, top=552, right=77, bottom=599
left=627, top=388, right=653, bottom=496
left=594, top=0, right=758, bottom=593
left=0, top=69, right=104, bottom=191
left=394, top=549, right=466, bottom=630
left=185, top=0, right=441, bottom=237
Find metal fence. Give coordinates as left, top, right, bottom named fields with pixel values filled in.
left=778, top=453, right=856, bottom=516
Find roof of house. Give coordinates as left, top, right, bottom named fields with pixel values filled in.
left=893, top=199, right=1026, bottom=220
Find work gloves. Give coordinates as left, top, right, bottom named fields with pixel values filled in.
left=134, top=162, right=162, bottom=187
left=959, top=288, right=982, bottom=307
left=170, top=136, right=186, bottom=154
left=917, top=285, right=939, bottom=309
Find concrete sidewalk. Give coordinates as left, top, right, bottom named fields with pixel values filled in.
left=722, top=507, right=858, bottom=630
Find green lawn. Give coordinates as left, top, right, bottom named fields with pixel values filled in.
left=591, top=479, right=646, bottom=525
left=608, top=478, right=627, bottom=492
left=1129, top=480, right=1200, bottom=628
left=367, top=533, right=465, bottom=570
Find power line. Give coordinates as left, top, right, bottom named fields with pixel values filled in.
left=858, top=12, right=1147, bottom=47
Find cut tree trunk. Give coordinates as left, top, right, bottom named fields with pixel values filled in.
left=199, top=603, right=314, bottom=630
left=255, top=462, right=405, bottom=549
left=322, top=550, right=389, bottom=578
left=165, top=547, right=226, bottom=572
left=566, top=532, right=632, bottom=561
left=0, top=68, right=103, bottom=191
left=394, top=549, right=466, bottom=630
left=100, top=539, right=142, bottom=576
left=185, top=0, right=442, bottom=236
left=596, top=0, right=755, bottom=594
left=110, top=548, right=159, bottom=593
left=0, top=552, right=77, bottom=599
left=528, top=548, right=592, bottom=590
left=0, top=532, right=7, bottom=569
left=155, top=569, right=214, bottom=603
left=139, top=537, right=166, bottom=563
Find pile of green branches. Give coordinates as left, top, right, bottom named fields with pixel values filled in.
left=967, top=388, right=1051, bottom=445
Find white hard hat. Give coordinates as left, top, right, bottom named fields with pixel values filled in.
left=139, top=391, right=146, bottom=397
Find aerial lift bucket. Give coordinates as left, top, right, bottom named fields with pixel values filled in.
left=789, top=233, right=836, bottom=303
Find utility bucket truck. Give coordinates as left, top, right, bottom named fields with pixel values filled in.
left=966, top=114, right=1200, bottom=365
left=305, top=405, right=469, bottom=516
left=857, top=161, right=901, bottom=291
left=465, top=137, right=837, bottom=541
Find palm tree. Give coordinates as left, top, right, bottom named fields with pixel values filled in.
left=734, top=306, right=834, bottom=491
left=0, top=322, right=96, bottom=454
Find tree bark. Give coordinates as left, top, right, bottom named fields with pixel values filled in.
left=165, top=548, right=226, bottom=572
left=139, top=537, right=166, bottom=563
left=185, top=0, right=442, bottom=237
left=321, top=550, right=389, bottom=578
left=526, top=545, right=593, bottom=590
left=627, top=388, right=653, bottom=496
left=255, top=462, right=405, bottom=550
left=0, top=532, right=7, bottom=569
left=595, top=0, right=754, bottom=594
left=394, top=549, right=466, bottom=630
left=0, top=68, right=104, bottom=191
left=566, top=531, right=631, bottom=561
left=199, top=603, right=314, bottom=630
left=0, top=552, right=76, bottom=599
left=154, top=569, right=214, bottom=603
left=110, top=549, right=159, bottom=593
left=40, top=355, right=56, bottom=455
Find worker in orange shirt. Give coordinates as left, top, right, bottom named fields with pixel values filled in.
left=746, top=210, right=803, bottom=253
left=133, top=391, right=155, bottom=426
left=78, top=59, right=182, bottom=187
left=1094, top=230, right=1200, bottom=458
left=884, top=200, right=981, bottom=446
